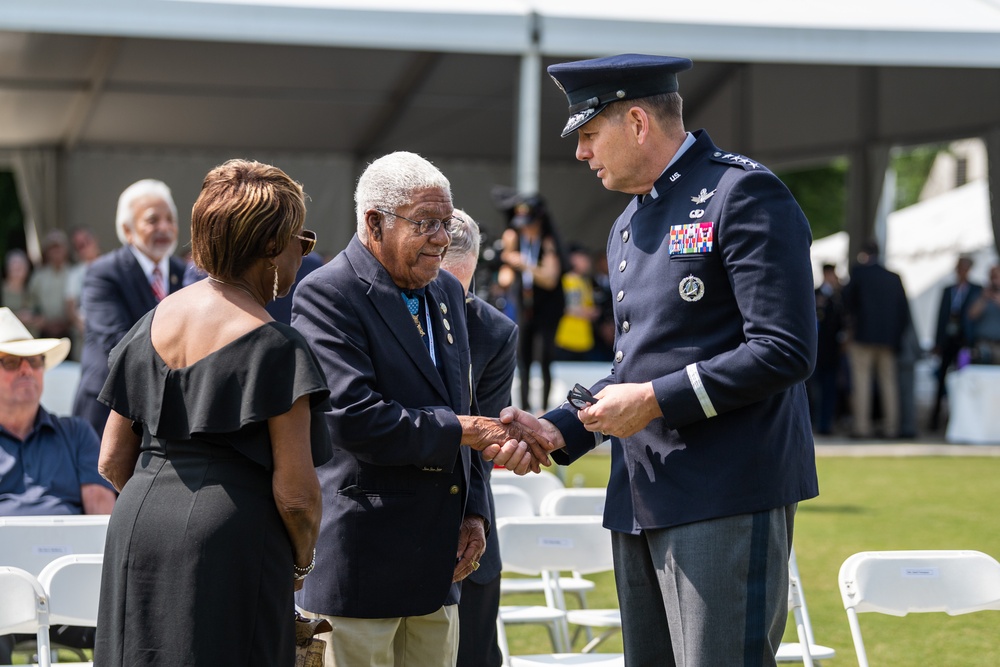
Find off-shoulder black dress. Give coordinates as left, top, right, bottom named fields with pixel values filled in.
left=93, top=311, right=332, bottom=666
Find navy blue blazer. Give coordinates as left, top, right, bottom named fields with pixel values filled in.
left=934, top=281, right=982, bottom=349
left=292, top=236, right=490, bottom=618
left=546, top=130, right=819, bottom=533
left=465, top=294, right=518, bottom=585
left=842, top=261, right=911, bottom=349
left=72, top=245, right=186, bottom=436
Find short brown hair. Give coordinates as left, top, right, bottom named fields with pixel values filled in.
left=603, top=92, right=683, bottom=128
left=191, top=159, right=306, bottom=281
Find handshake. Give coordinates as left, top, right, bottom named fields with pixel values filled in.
left=459, top=407, right=564, bottom=475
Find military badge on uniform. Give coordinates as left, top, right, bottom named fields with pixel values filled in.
left=669, top=222, right=714, bottom=255
left=689, top=209, right=704, bottom=219
left=690, top=188, right=716, bottom=205
left=679, top=275, right=705, bottom=302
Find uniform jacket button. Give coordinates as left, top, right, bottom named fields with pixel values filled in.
left=622, top=321, right=630, bottom=333
left=449, top=485, right=460, bottom=495
left=615, top=351, right=623, bottom=363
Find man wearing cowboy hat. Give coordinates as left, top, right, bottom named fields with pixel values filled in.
left=0, top=306, right=116, bottom=515
left=0, top=307, right=117, bottom=661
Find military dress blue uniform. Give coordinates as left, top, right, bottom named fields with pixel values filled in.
left=543, top=53, right=820, bottom=667
left=546, top=128, right=818, bottom=531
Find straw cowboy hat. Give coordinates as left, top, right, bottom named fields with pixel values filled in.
left=0, top=307, right=71, bottom=370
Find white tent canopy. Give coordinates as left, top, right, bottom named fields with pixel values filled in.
left=1, top=0, right=999, bottom=257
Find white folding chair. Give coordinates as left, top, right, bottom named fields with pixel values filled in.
left=538, top=488, right=606, bottom=518
left=494, top=481, right=597, bottom=607
left=0, top=516, right=110, bottom=577
left=496, top=516, right=622, bottom=665
left=40, top=361, right=82, bottom=417
left=493, top=484, right=537, bottom=520
left=0, top=566, right=51, bottom=667
left=38, top=555, right=103, bottom=631
left=492, top=470, right=565, bottom=514
left=538, top=487, right=612, bottom=649
left=776, top=548, right=835, bottom=666
left=838, top=549, right=1000, bottom=667
left=0, top=516, right=109, bottom=665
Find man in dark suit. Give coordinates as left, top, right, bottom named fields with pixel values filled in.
left=929, top=255, right=980, bottom=431
left=443, top=209, right=518, bottom=667
left=72, top=179, right=186, bottom=436
left=503, top=54, right=819, bottom=666
left=291, top=152, right=547, bottom=667
left=842, top=240, right=912, bottom=438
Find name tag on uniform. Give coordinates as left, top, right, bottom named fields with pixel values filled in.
left=669, top=222, right=714, bottom=255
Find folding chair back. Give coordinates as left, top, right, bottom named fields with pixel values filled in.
left=497, top=516, right=612, bottom=576
left=38, top=554, right=104, bottom=628
left=492, top=469, right=565, bottom=514
left=838, top=549, right=1000, bottom=667
left=492, top=484, right=536, bottom=519
left=0, top=566, right=52, bottom=667
left=539, top=488, right=606, bottom=517
left=0, top=516, right=110, bottom=576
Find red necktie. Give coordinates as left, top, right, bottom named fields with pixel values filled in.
left=151, top=267, right=166, bottom=302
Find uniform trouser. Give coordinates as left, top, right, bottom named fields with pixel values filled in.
left=848, top=342, right=899, bottom=437
left=304, top=605, right=458, bottom=667
left=612, top=506, right=795, bottom=667
left=457, top=574, right=503, bottom=667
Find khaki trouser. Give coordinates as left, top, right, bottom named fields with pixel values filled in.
left=302, top=605, right=459, bottom=667
left=848, top=342, right=899, bottom=437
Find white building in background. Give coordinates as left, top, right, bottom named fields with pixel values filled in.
left=920, top=139, right=988, bottom=201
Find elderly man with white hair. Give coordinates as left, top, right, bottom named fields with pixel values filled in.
left=291, top=152, right=550, bottom=667
left=72, top=178, right=187, bottom=436
left=0, top=306, right=116, bottom=663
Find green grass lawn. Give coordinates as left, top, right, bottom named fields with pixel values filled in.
left=503, top=453, right=1000, bottom=665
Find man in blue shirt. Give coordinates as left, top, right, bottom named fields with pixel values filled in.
left=0, top=306, right=116, bottom=662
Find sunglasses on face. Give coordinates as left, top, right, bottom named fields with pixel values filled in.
left=293, top=230, right=317, bottom=256
left=0, top=355, right=45, bottom=371
left=567, top=383, right=598, bottom=410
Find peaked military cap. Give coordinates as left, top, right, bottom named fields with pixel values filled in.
left=548, top=53, right=693, bottom=137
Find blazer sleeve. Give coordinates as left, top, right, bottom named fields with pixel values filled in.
left=81, top=255, right=146, bottom=357
left=291, top=271, right=464, bottom=470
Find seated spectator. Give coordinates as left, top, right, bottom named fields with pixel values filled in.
left=27, top=230, right=73, bottom=340
left=0, top=306, right=116, bottom=663
left=968, top=264, right=1000, bottom=364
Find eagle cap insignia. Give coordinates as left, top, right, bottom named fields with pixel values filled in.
left=690, top=188, right=716, bottom=205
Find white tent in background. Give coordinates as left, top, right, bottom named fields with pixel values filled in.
left=811, top=179, right=997, bottom=350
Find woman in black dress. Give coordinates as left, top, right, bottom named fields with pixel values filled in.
left=94, top=159, right=331, bottom=666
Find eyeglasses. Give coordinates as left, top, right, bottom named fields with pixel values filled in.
left=567, top=383, right=598, bottom=410
left=0, top=355, right=45, bottom=372
left=292, top=229, right=317, bottom=256
left=375, top=208, right=461, bottom=237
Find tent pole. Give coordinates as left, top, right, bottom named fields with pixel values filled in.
left=987, top=126, right=1000, bottom=257
left=515, top=14, right=541, bottom=195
